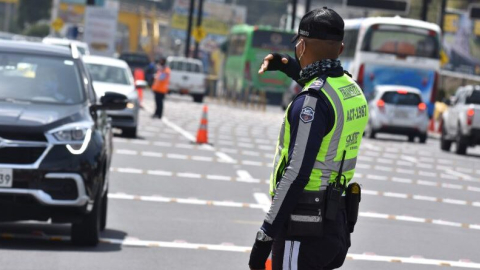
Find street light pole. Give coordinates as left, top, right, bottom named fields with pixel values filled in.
left=291, top=0, right=297, bottom=30
left=305, top=0, right=311, bottom=13
left=194, top=0, right=204, bottom=59
left=185, top=0, right=195, bottom=58
left=421, top=0, right=430, bottom=21
left=439, top=0, right=447, bottom=32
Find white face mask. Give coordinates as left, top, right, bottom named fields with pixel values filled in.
left=295, top=39, right=306, bottom=63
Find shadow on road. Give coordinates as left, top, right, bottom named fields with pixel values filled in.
left=0, top=223, right=127, bottom=252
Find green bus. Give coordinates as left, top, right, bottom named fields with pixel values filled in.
left=224, top=25, right=295, bottom=96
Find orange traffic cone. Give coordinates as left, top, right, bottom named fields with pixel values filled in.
left=266, top=258, right=272, bottom=270
left=428, top=118, right=435, bottom=132
left=196, top=105, right=208, bottom=144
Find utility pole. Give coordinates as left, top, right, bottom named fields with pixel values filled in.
left=439, top=0, right=447, bottom=32
left=185, top=0, right=195, bottom=58
left=291, top=0, right=297, bottom=30
left=194, top=0, right=204, bottom=59
left=49, top=0, right=61, bottom=36
left=305, top=0, right=311, bottom=13
left=421, top=0, right=430, bottom=21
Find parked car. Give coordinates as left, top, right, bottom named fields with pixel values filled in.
left=365, top=85, right=429, bottom=143
left=282, top=81, right=302, bottom=110
left=42, top=37, right=90, bottom=55
left=83, top=55, right=144, bottom=138
left=167, top=56, right=206, bottom=103
left=440, top=85, right=480, bottom=155
left=0, top=41, right=126, bottom=246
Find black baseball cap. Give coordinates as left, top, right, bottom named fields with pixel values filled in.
left=292, top=7, right=344, bottom=43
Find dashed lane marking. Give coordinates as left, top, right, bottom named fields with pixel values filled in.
left=362, top=188, right=480, bottom=208
left=253, top=192, right=271, bottom=212
left=2, top=233, right=480, bottom=268
left=106, top=192, right=480, bottom=231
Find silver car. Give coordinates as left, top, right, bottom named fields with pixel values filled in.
left=365, top=85, right=429, bottom=143
left=83, top=55, right=145, bottom=138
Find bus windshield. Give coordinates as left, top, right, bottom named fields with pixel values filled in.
left=252, top=30, right=294, bottom=51
left=362, top=24, right=439, bottom=59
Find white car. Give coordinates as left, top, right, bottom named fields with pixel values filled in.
left=441, top=85, right=480, bottom=155
left=83, top=55, right=146, bottom=138
left=167, top=56, right=206, bottom=103
left=42, top=37, right=90, bottom=55
left=365, top=85, right=429, bottom=143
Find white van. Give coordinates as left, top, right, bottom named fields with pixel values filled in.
left=167, top=56, right=206, bottom=103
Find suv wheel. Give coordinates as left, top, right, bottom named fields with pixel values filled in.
left=71, top=191, right=102, bottom=246
left=193, top=94, right=204, bottom=103
left=365, top=122, right=376, bottom=139
left=123, top=127, right=137, bottom=138
left=440, top=125, right=452, bottom=151
left=455, top=130, right=468, bottom=155
left=419, top=133, right=427, bottom=144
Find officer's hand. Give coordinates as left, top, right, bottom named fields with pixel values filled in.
left=258, top=53, right=289, bottom=74
left=249, top=239, right=273, bottom=270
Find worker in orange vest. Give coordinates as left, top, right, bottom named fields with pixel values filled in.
left=151, top=58, right=170, bottom=119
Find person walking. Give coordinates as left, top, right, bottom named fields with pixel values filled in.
left=249, top=7, right=367, bottom=270
left=151, top=58, right=170, bottom=119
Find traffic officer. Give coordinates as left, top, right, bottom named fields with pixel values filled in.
left=151, top=57, right=171, bottom=119
left=249, top=7, right=368, bottom=270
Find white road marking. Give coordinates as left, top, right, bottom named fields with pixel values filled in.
left=242, top=160, right=264, bottom=166
left=417, top=180, right=438, bottom=187
left=445, top=169, right=475, bottom=181
left=191, top=156, right=213, bottom=162
left=154, top=141, right=173, bottom=147
left=167, top=153, right=188, bottom=160
left=253, top=193, right=271, bottom=213
left=141, top=151, right=163, bottom=158
left=216, top=152, right=236, bottom=163
left=117, top=168, right=143, bottom=174
left=236, top=170, right=259, bottom=183
left=177, top=172, right=202, bottom=179
left=147, top=170, right=173, bottom=176
left=116, top=149, right=138, bottom=155
left=391, top=177, right=413, bottom=184
left=2, top=233, right=480, bottom=267
left=206, top=175, right=232, bottom=181
left=400, top=155, right=418, bottom=163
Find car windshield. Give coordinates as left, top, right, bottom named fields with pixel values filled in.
left=86, top=63, right=131, bottom=85
left=466, top=90, right=480, bottom=105
left=0, top=53, right=84, bottom=105
left=119, top=54, right=149, bottom=68
left=382, top=91, right=421, bottom=106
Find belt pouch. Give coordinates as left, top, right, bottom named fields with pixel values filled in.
left=287, top=191, right=325, bottom=238
left=325, top=185, right=343, bottom=221
left=346, top=182, right=361, bottom=233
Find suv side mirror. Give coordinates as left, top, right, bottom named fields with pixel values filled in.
left=135, top=80, right=148, bottom=89
left=98, top=92, right=127, bottom=110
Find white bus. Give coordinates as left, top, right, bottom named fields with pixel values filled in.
left=341, top=17, right=441, bottom=117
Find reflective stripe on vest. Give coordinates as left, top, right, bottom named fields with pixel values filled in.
left=269, top=74, right=368, bottom=196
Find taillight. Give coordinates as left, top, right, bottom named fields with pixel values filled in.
left=418, top=102, right=427, bottom=114
left=467, top=108, right=475, bottom=126
left=397, top=90, right=408, bottom=94
left=357, top=64, right=365, bottom=88
left=377, top=99, right=385, bottom=113
left=245, top=62, right=251, bottom=80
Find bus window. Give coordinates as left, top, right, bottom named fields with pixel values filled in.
left=228, top=34, right=247, bottom=56
left=252, top=30, right=294, bottom=51
left=342, top=29, right=359, bottom=58
left=361, top=25, right=439, bottom=59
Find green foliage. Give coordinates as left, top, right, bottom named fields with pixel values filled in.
left=23, top=23, right=50, bottom=38
left=17, top=0, right=52, bottom=29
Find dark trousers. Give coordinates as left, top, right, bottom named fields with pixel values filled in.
left=154, top=92, right=165, bottom=118
left=272, top=210, right=351, bottom=270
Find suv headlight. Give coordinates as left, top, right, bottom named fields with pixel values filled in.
left=48, top=122, right=93, bottom=155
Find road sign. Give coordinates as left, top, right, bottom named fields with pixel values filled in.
left=51, top=18, right=64, bottom=32
left=193, top=26, right=207, bottom=43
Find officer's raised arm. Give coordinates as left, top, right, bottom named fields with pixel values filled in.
left=258, top=53, right=302, bottom=85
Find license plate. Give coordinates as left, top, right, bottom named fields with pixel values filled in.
left=0, top=168, right=13, bottom=188
left=180, top=89, right=189, bottom=94
left=395, top=110, right=409, bottom=118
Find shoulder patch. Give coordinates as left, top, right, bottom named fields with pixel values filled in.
left=309, top=78, right=325, bottom=91
left=300, top=106, right=315, bottom=123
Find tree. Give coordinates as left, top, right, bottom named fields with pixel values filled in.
left=17, top=0, right=52, bottom=29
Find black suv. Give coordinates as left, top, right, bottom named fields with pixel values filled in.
left=0, top=41, right=126, bottom=246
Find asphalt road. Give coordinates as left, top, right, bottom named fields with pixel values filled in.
left=1, top=91, right=480, bottom=270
